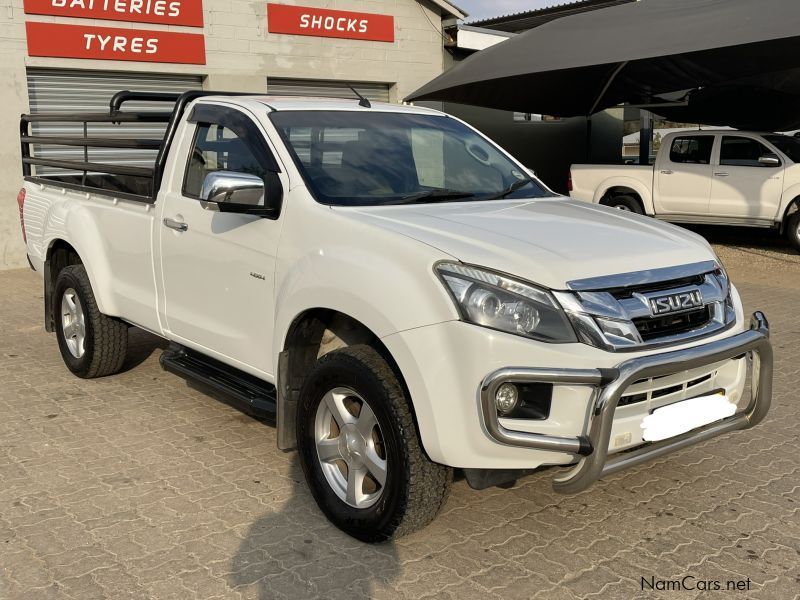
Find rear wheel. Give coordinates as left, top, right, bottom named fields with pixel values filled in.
left=54, top=265, right=128, bottom=378
left=604, top=194, right=644, bottom=214
left=297, top=345, right=452, bottom=542
left=786, top=211, right=800, bottom=251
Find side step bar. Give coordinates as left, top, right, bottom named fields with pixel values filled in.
left=160, top=345, right=277, bottom=417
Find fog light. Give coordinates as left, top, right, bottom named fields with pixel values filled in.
left=495, top=383, right=519, bottom=415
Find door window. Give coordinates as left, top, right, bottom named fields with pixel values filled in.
left=668, top=136, right=714, bottom=165
left=763, top=134, right=800, bottom=162
left=720, top=136, right=780, bottom=167
left=184, top=123, right=269, bottom=197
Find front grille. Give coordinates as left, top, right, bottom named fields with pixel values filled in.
left=618, top=365, right=721, bottom=408
left=558, top=264, right=734, bottom=351
left=687, top=373, right=712, bottom=387
left=610, top=274, right=706, bottom=299
left=618, top=392, right=647, bottom=407
left=633, top=306, right=712, bottom=341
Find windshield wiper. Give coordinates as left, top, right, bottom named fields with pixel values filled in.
left=386, top=189, right=476, bottom=205
left=485, top=178, right=533, bottom=200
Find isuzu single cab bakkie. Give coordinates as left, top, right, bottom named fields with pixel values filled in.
left=18, top=91, right=773, bottom=542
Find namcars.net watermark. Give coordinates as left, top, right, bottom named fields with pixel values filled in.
left=642, top=575, right=754, bottom=592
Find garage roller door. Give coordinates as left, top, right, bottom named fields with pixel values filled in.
left=26, top=69, right=203, bottom=175
left=267, top=78, right=391, bottom=103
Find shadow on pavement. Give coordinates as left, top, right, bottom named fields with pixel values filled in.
left=228, top=455, right=401, bottom=599
left=156, top=351, right=400, bottom=597
left=120, top=327, right=169, bottom=373
left=683, top=223, right=797, bottom=254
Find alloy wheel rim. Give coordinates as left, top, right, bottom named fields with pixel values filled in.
left=314, top=386, right=387, bottom=509
left=615, top=204, right=632, bottom=211
left=61, top=288, right=86, bottom=358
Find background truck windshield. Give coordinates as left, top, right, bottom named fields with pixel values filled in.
left=269, top=111, right=551, bottom=206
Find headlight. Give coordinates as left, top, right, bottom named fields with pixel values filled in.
left=435, top=262, right=577, bottom=343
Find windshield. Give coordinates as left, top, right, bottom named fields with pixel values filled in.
left=269, top=111, right=552, bottom=206
left=764, top=134, right=800, bottom=163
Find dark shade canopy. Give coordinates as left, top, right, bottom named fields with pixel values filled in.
left=656, top=70, right=800, bottom=131
left=407, top=0, right=800, bottom=130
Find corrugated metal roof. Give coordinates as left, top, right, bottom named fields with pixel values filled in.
left=465, top=0, right=636, bottom=33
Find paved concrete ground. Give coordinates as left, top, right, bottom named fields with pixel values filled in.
left=1, top=232, right=798, bottom=600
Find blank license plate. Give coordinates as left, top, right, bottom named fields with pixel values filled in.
left=641, top=393, right=736, bottom=442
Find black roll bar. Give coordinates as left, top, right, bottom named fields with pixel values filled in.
left=20, top=89, right=260, bottom=202
left=109, top=90, right=183, bottom=114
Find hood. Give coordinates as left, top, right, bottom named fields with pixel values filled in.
left=340, top=198, right=716, bottom=290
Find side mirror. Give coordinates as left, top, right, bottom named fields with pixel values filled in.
left=201, top=171, right=265, bottom=209
left=758, top=154, right=781, bottom=167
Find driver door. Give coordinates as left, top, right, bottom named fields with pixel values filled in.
left=158, top=104, right=285, bottom=376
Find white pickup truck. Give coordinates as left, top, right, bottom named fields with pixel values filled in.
left=569, top=130, right=800, bottom=250
left=18, top=92, right=772, bottom=542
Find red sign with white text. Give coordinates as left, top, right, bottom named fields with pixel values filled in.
left=26, top=22, right=206, bottom=64
left=23, top=0, right=203, bottom=27
left=267, top=3, right=394, bottom=43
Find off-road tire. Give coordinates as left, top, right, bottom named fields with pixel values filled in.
left=786, top=211, right=800, bottom=252
left=297, top=344, right=452, bottom=542
left=604, top=194, right=644, bottom=214
left=54, top=265, right=128, bottom=378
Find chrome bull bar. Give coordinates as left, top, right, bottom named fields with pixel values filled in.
left=479, top=312, right=772, bottom=494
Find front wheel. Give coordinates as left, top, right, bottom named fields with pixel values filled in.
left=604, top=194, right=644, bottom=214
left=786, top=211, right=800, bottom=251
left=297, top=345, right=452, bottom=542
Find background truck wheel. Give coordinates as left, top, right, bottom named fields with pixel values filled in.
left=54, top=265, right=128, bottom=378
left=604, top=194, right=644, bottom=214
left=297, top=344, right=452, bottom=542
left=786, top=211, right=800, bottom=251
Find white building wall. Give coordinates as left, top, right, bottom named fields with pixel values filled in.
left=0, top=0, right=449, bottom=269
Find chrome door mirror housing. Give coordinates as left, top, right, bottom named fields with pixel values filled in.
left=758, top=153, right=781, bottom=167
left=200, top=171, right=265, bottom=208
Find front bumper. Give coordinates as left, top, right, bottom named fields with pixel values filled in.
left=479, top=312, right=772, bottom=493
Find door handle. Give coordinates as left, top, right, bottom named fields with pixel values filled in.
left=163, top=217, right=188, bottom=232
left=714, top=172, right=729, bottom=177
left=660, top=170, right=673, bottom=175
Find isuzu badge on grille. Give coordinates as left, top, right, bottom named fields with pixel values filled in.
left=649, top=289, right=703, bottom=316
